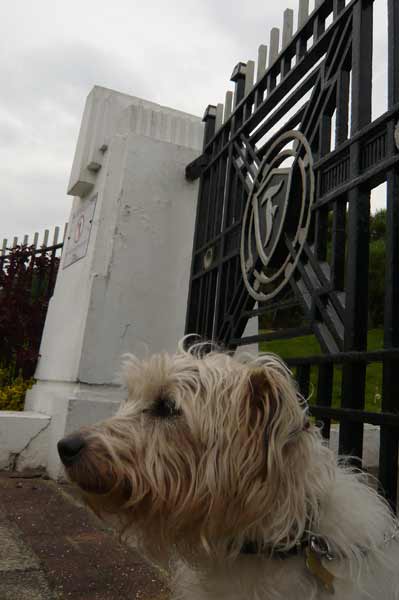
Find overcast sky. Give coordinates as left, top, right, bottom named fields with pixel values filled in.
left=0, top=0, right=388, bottom=242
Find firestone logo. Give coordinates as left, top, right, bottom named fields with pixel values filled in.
left=240, top=131, right=315, bottom=302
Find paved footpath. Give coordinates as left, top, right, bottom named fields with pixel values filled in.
left=0, top=472, right=169, bottom=600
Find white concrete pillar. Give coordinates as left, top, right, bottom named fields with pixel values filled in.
left=25, top=86, right=204, bottom=478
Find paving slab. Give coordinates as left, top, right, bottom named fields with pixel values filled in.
left=0, top=472, right=169, bottom=600
left=0, top=517, right=56, bottom=600
left=0, top=571, right=56, bottom=600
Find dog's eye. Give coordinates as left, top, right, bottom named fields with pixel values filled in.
left=144, top=396, right=182, bottom=419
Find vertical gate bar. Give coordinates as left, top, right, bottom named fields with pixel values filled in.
left=331, top=199, right=346, bottom=290
left=212, top=92, right=240, bottom=340
left=185, top=107, right=216, bottom=335
left=231, top=63, right=247, bottom=108
left=267, top=71, right=277, bottom=96
left=313, top=13, right=325, bottom=43
left=224, top=92, right=233, bottom=123
left=214, top=152, right=227, bottom=238
left=340, top=0, right=373, bottom=458
left=336, top=68, right=350, bottom=145
left=186, top=279, right=199, bottom=336
left=315, top=206, right=329, bottom=261
left=203, top=105, right=217, bottom=148
left=283, top=9, right=294, bottom=49
left=320, top=110, right=332, bottom=159
left=195, top=277, right=205, bottom=336
left=388, top=0, right=399, bottom=109
left=298, top=0, right=310, bottom=29
left=230, top=161, right=239, bottom=227
left=205, top=271, right=216, bottom=340
left=199, top=274, right=208, bottom=339
left=244, top=60, right=255, bottom=98
left=269, top=28, right=280, bottom=67
left=213, top=153, right=225, bottom=239
left=316, top=363, right=334, bottom=439
left=380, top=158, right=399, bottom=509
left=46, top=246, right=56, bottom=299
left=256, top=45, right=268, bottom=83
left=297, top=365, right=311, bottom=400
left=333, top=0, right=345, bottom=20
left=204, top=164, right=216, bottom=245
left=316, top=106, right=331, bottom=262
left=379, top=0, right=399, bottom=511
left=296, top=31, right=307, bottom=64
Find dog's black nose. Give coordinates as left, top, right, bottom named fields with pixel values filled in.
left=57, top=434, right=86, bottom=465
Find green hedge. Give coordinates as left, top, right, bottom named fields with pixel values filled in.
left=0, top=364, right=34, bottom=411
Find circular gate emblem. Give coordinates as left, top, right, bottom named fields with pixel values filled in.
left=240, top=130, right=315, bottom=302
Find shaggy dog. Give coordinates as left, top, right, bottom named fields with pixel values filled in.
left=58, top=344, right=399, bottom=599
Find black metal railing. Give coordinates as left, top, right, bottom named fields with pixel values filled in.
left=185, top=0, right=399, bottom=509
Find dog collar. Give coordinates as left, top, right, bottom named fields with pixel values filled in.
left=241, top=534, right=336, bottom=593
left=241, top=533, right=334, bottom=561
left=241, top=522, right=399, bottom=595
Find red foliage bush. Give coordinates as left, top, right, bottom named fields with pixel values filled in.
left=0, top=245, right=60, bottom=378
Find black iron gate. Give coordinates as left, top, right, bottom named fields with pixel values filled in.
left=185, top=0, right=399, bottom=509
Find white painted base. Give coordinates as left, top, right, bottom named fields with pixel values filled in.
left=329, top=424, right=380, bottom=470
left=25, top=381, right=123, bottom=478
left=0, top=411, right=50, bottom=471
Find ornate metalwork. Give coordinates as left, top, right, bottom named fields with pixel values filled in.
left=240, top=131, right=315, bottom=302
left=185, top=0, right=399, bottom=510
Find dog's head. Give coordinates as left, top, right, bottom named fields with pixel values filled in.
left=58, top=345, right=332, bottom=560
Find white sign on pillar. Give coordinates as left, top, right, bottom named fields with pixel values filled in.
left=63, top=194, right=97, bottom=268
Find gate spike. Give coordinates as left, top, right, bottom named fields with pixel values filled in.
left=224, top=91, right=233, bottom=122
left=13, top=236, right=18, bottom=248
left=298, top=0, right=309, bottom=28
left=202, top=104, right=217, bottom=146
left=231, top=62, right=247, bottom=107
left=53, top=226, right=60, bottom=245
left=43, top=229, right=49, bottom=248
left=23, top=234, right=29, bottom=246
left=33, top=232, right=39, bottom=248
left=244, top=60, right=255, bottom=97
left=215, top=103, right=224, bottom=131
left=257, top=45, right=268, bottom=82
left=283, top=9, right=294, bottom=48
left=269, top=28, right=280, bottom=66
left=1, top=239, right=7, bottom=256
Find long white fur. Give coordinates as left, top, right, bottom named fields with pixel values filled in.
left=66, top=343, right=399, bottom=600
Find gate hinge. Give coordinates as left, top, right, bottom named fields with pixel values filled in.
left=185, top=153, right=210, bottom=181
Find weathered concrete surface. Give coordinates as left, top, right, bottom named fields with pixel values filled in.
left=0, top=411, right=51, bottom=471
left=0, top=472, right=169, bottom=600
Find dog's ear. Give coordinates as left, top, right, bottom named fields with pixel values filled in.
left=248, top=367, right=278, bottom=425
left=248, top=362, right=310, bottom=441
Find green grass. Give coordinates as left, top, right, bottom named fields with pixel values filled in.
left=260, top=329, right=383, bottom=413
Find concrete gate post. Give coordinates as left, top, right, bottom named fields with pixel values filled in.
left=24, top=86, right=203, bottom=478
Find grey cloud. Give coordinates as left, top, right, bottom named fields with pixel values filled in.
left=0, top=40, right=154, bottom=238
left=0, top=0, right=391, bottom=239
